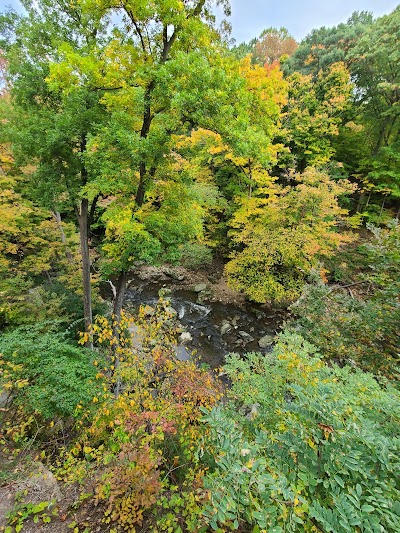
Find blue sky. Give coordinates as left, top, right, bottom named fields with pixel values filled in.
left=2, top=0, right=399, bottom=43
left=224, top=0, right=399, bottom=42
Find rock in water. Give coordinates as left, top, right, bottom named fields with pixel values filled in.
left=179, top=331, right=193, bottom=343
left=239, top=331, right=255, bottom=343
left=220, top=321, right=232, bottom=335
left=194, top=283, right=207, bottom=293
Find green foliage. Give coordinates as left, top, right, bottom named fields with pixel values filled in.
left=292, top=221, right=400, bottom=376
left=54, top=299, right=223, bottom=532
left=0, top=323, right=104, bottom=421
left=179, top=242, right=213, bottom=270
left=226, top=168, right=355, bottom=303
left=284, top=62, right=352, bottom=170
left=201, top=333, right=400, bottom=532
left=284, top=11, right=373, bottom=77
left=0, top=147, right=81, bottom=326
left=6, top=500, right=55, bottom=532
left=286, top=7, right=400, bottom=211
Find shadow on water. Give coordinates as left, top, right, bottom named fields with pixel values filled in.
left=124, top=276, right=286, bottom=368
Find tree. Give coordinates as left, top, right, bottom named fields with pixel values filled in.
left=285, top=7, right=400, bottom=215
left=0, top=141, right=78, bottom=326
left=226, top=168, right=355, bottom=303
left=284, top=62, right=352, bottom=171
left=52, top=0, right=288, bottom=334
left=284, top=11, right=373, bottom=78
left=350, top=7, right=400, bottom=212
left=231, top=27, right=297, bottom=66
left=0, top=0, right=110, bottom=343
left=253, top=27, right=297, bottom=65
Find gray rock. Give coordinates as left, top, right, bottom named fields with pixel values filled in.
left=258, top=334, right=275, bottom=349
left=194, top=283, right=207, bottom=293
left=231, top=315, right=241, bottom=326
left=175, top=345, right=190, bottom=362
left=179, top=332, right=193, bottom=343
left=197, top=290, right=212, bottom=303
left=143, top=305, right=155, bottom=316
left=239, top=331, right=254, bottom=343
left=163, top=268, right=185, bottom=281
left=220, top=322, right=232, bottom=335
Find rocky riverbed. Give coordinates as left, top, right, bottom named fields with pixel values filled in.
left=122, top=266, right=287, bottom=368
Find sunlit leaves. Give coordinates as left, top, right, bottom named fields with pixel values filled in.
left=226, top=168, right=356, bottom=303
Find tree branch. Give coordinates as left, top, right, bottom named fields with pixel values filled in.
left=125, top=8, right=147, bottom=54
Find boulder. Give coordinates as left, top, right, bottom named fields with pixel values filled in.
left=220, top=321, right=232, bottom=335
left=239, top=331, right=254, bottom=343
left=194, top=283, right=207, bottom=293
left=258, top=334, right=275, bottom=349
left=164, top=268, right=185, bottom=281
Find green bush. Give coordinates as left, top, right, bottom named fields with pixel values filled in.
left=291, top=221, right=400, bottom=377
left=200, top=333, right=400, bottom=532
left=0, top=322, right=104, bottom=421
left=179, top=242, right=213, bottom=270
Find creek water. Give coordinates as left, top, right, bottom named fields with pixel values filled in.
left=124, top=275, right=286, bottom=368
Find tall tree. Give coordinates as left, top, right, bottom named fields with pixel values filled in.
left=253, top=27, right=297, bottom=66
left=231, top=26, right=297, bottom=66
left=284, top=11, right=373, bottom=78
left=1, top=0, right=111, bottom=344
left=52, top=0, right=286, bottom=330
left=283, top=62, right=352, bottom=171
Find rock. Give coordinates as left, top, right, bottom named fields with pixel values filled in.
left=179, top=332, right=193, bottom=343
left=239, top=331, right=254, bottom=343
left=163, top=268, right=185, bottom=281
left=0, top=390, right=9, bottom=408
left=36, top=462, right=63, bottom=502
left=231, top=315, right=241, bottom=326
left=175, top=345, right=190, bottom=362
left=258, top=334, right=275, bottom=349
left=194, top=283, right=207, bottom=293
left=220, top=322, right=232, bottom=335
left=0, top=490, right=14, bottom=529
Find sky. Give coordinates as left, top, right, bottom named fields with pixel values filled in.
left=223, top=0, right=399, bottom=43
left=2, top=0, right=399, bottom=43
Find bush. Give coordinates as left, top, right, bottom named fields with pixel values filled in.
left=291, top=221, right=400, bottom=377
left=200, top=333, right=400, bottom=532
left=179, top=242, right=213, bottom=270
left=0, top=322, right=104, bottom=422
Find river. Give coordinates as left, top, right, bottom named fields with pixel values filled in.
left=123, top=274, right=286, bottom=368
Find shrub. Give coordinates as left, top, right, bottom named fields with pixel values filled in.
left=179, top=242, right=213, bottom=270
left=0, top=322, right=104, bottom=422
left=200, top=333, right=400, bottom=532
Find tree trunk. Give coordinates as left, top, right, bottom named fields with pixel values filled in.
left=52, top=210, right=74, bottom=263
left=379, top=195, right=386, bottom=220
left=356, top=191, right=365, bottom=213
left=77, top=198, right=93, bottom=349
left=112, top=270, right=129, bottom=327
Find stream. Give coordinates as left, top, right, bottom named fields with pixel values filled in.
left=123, top=275, right=286, bottom=368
